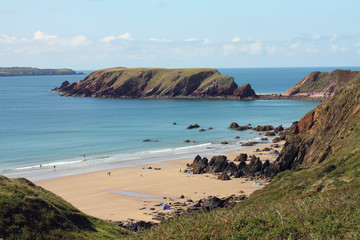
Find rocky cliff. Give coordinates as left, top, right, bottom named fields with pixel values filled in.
left=53, top=67, right=257, bottom=99
left=274, top=72, right=360, bottom=171
left=282, top=69, right=359, bottom=99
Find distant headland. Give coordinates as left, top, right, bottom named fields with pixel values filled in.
left=53, top=67, right=257, bottom=99
left=54, top=67, right=359, bottom=102
left=0, top=67, right=81, bottom=77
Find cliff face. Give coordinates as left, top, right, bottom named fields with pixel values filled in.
left=283, top=69, right=359, bottom=99
left=54, top=67, right=257, bottom=99
left=275, top=72, right=360, bottom=171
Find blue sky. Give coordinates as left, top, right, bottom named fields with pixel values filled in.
left=1, top=0, right=360, bottom=69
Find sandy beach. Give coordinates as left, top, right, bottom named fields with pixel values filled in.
left=36, top=141, right=283, bottom=223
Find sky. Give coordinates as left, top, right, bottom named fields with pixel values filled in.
left=1, top=0, right=360, bottom=69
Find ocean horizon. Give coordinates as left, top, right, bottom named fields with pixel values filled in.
left=1, top=66, right=359, bottom=181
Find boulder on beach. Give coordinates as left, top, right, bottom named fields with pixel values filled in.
left=234, top=153, right=248, bottom=162
left=218, top=173, right=231, bottom=181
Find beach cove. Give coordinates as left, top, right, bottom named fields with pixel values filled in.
left=36, top=141, right=283, bottom=223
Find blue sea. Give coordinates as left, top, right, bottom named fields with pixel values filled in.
left=1, top=67, right=359, bottom=180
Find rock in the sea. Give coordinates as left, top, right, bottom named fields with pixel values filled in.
left=274, top=125, right=284, bottom=132
left=241, top=141, right=258, bottom=146
left=255, top=125, right=274, bottom=131
left=229, top=122, right=239, bottom=129
left=221, top=141, right=228, bottom=144
left=184, top=139, right=190, bottom=143
left=265, top=131, right=276, bottom=136
left=187, top=124, right=200, bottom=129
left=198, top=128, right=206, bottom=132
left=233, top=83, right=257, bottom=99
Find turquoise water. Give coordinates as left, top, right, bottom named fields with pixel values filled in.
left=1, top=67, right=358, bottom=180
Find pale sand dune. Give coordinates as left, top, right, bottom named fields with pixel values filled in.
left=36, top=141, right=283, bottom=222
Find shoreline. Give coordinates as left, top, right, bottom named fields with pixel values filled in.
left=2, top=138, right=265, bottom=182
left=36, top=141, right=284, bottom=223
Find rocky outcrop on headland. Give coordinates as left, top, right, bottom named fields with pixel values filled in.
left=53, top=67, right=258, bottom=99
left=259, top=69, right=359, bottom=101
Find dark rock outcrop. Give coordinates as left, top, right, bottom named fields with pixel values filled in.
left=255, top=125, right=274, bottom=131
left=234, top=153, right=247, bottom=162
left=189, top=154, right=279, bottom=180
left=187, top=124, right=200, bottom=129
left=192, top=155, right=208, bottom=174
left=233, top=83, right=257, bottom=98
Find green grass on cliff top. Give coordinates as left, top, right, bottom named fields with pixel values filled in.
left=0, top=176, right=128, bottom=240
left=85, top=67, right=235, bottom=91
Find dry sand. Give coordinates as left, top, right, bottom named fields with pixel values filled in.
left=36, top=141, right=284, bottom=222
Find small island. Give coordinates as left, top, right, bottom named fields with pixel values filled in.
left=0, top=67, right=79, bottom=77
left=53, top=67, right=257, bottom=99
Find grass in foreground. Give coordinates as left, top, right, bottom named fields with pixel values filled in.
left=0, top=176, right=128, bottom=240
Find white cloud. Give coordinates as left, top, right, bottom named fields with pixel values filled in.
left=330, top=44, right=345, bottom=52
left=0, top=34, right=27, bottom=44
left=100, top=35, right=117, bottom=43
left=34, top=30, right=57, bottom=40
left=312, top=34, right=321, bottom=40
left=69, top=35, right=88, bottom=46
left=118, top=33, right=133, bottom=40
left=355, top=42, right=360, bottom=47
left=223, top=41, right=262, bottom=56
left=203, top=38, right=210, bottom=44
left=290, top=43, right=300, bottom=49
left=100, top=33, right=134, bottom=43
left=184, top=38, right=198, bottom=42
left=148, top=38, right=171, bottom=42
left=232, top=36, right=241, bottom=42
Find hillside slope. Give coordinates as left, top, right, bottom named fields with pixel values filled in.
left=53, top=67, right=257, bottom=99
left=132, top=73, right=360, bottom=239
left=282, top=69, right=359, bottom=99
left=0, top=176, right=127, bottom=240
